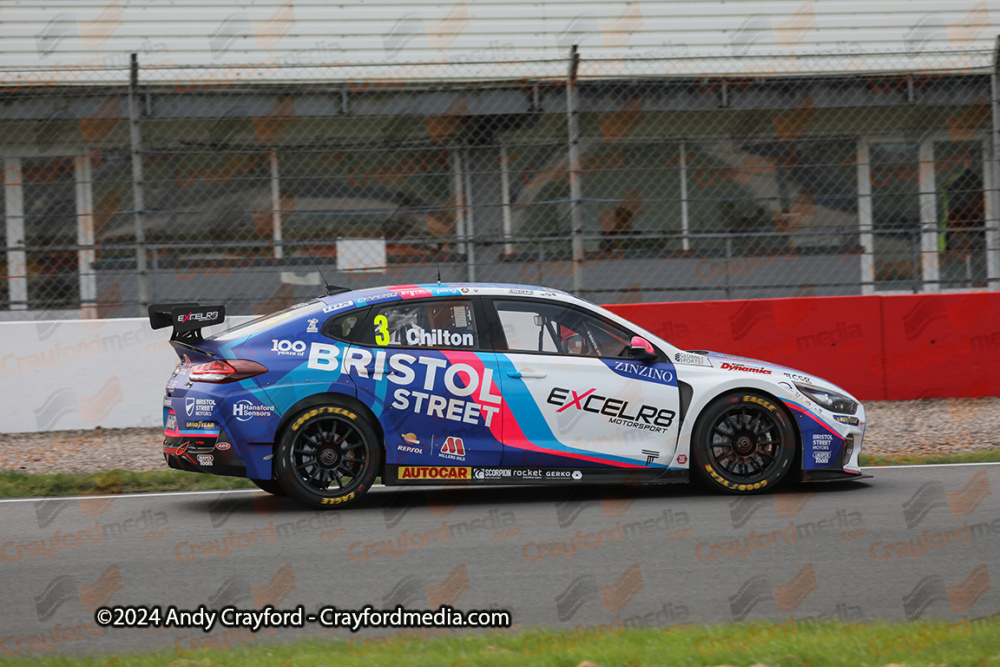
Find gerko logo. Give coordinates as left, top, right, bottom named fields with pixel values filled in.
left=34, top=564, right=123, bottom=621
left=555, top=563, right=644, bottom=621
left=207, top=563, right=296, bottom=609
left=253, top=96, right=296, bottom=143
left=901, top=470, right=990, bottom=528
left=600, top=2, right=643, bottom=48
left=599, top=96, right=644, bottom=143
left=728, top=563, right=817, bottom=621
left=426, top=564, right=470, bottom=608
left=902, top=563, right=990, bottom=620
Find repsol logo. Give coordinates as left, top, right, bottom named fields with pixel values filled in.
left=546, top=387, right=675, bottom=431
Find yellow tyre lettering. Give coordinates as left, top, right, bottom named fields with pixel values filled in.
left=292, top=406, right=357, bottom=431
left=373, top=314, right=389, bottom=346
left=321, top=491, right=356, bottom=505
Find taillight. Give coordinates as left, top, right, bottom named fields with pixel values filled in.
left=190, top=359, right=268, bottom=383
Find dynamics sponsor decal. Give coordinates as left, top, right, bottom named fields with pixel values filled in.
left=399, top=467, right=470, bottom=480
left=547, top=387, right=675, bottom=434
left=721, top=361, right=772, bottom=375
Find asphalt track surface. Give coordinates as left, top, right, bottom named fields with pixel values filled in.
left=1, top=464, right=998, bottom=658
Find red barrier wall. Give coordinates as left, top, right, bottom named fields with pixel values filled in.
left=607, top=292, right=1000, bottom=401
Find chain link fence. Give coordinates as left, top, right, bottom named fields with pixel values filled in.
left=1, top=44, right=998, bottom=318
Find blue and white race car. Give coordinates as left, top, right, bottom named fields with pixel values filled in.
left=151, top=283, right=868, bottom=508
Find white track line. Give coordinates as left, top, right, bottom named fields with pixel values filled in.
left=0, top=465, right=997, bottom=504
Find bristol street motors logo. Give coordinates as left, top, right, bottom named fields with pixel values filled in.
left=185, top=397, right=216, bottom=417
left=438, top=436, right=466, bottom=461
left=232, top=400, right=274, bottom=422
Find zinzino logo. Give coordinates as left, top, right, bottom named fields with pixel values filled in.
left=721, top=362, right=771, bottom=375
left=399, top=467, right=470, bottom=480
left=178, top=311, right=219, bottom=323
left=440, top=437, right=465, bottom=457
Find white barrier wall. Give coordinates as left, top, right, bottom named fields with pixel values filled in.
left=0, top=317, right=253, bottom=433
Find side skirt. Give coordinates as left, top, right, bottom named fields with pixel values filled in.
left=385, top=465, right=688, bottom=486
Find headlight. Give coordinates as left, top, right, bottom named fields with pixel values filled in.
left=795, top=383, right=858, bottom=415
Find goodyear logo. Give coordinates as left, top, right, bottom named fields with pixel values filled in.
left=399, top=467, right=470, bottom=480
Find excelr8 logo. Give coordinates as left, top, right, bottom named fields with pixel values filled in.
left=271, top=339, right=306, bottom=356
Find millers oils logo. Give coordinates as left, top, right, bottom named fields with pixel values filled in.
left=438, top=436, right=466, bottom=461
left=399, top=467, right=471, bottom=480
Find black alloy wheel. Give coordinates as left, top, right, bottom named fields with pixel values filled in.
left=693, top=392, right=797, bottom=494
left=275, top=405, right=381, bottom=508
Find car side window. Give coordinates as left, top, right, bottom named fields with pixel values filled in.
left=321, top=308, right=369, bottom=342
left=362, top=299, right=479, bottom=349
left=492, top=300, right=632, bottom=358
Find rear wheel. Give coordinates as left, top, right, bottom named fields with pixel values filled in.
left=275, top=405, right=381, bottom=508
left=693, top=392, right=796, bottom=494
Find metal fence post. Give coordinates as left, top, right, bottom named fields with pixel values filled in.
left=989, top=35, right=1000, bottom=290
left=566, top=45, right=584, bottom=297
left=128, top=53, right=150, bottom=314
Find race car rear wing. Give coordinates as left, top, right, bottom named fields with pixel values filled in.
left=148, top=302, right=226, bottom=343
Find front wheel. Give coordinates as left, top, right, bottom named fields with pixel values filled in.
left=274, top=405, right=381, bottom=508
left=693, top=392, right=797, bottom=494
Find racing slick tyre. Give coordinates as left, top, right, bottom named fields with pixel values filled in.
left=274, top=404, right=382, bottom=509
left=250, top=478, right=286, bottom=496
left=692, top=391, right=797, bottom=495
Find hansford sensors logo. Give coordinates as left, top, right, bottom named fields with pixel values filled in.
left=232, top=400, right=274, bottom=422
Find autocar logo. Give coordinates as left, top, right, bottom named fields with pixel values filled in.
left=185, top=397, right=196, bottom=416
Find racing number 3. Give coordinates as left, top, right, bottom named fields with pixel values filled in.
left=374, top=314, right=389, bottom=346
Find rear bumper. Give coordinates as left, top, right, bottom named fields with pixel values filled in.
left=163, top=435, right=247, bottom=478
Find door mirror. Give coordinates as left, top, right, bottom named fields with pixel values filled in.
left=630, top=336, right=656, bottom=361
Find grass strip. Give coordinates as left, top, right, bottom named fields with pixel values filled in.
left=0, top=469, right=255, bottom=498
left=2, top=618, right=997, bottom=667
